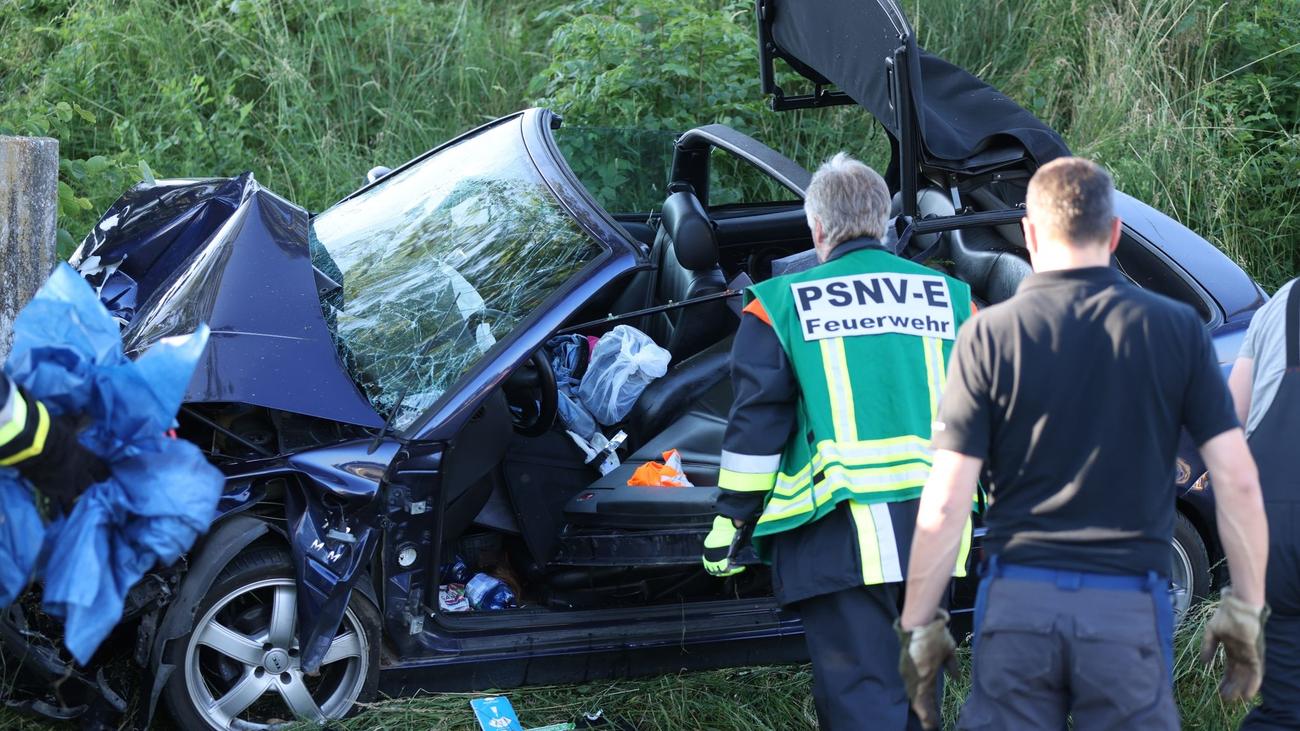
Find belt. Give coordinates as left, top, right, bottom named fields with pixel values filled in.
left=988, top=560, right=1164, bottom=592
left=973, top=555, right=1175, bottom=682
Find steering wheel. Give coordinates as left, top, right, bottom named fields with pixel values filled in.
left=505, top=349, right=558, bottom=437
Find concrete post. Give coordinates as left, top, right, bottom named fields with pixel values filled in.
left=0, top=136, right=59, bottom=360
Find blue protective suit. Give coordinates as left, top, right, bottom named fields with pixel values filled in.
left=0, top=264, right=222, bottom=663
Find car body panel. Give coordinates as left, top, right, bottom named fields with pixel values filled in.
left=1114, top=192, right=1266, bottom=325
left=71, top=174, right=384, bottom=428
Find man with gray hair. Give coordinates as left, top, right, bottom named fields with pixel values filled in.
left=702, top=153, right=974, bottom=729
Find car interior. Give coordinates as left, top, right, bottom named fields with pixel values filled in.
left=175, top=133, right=1220, bottom=620
left=430, top=136, right=1223, bottom=618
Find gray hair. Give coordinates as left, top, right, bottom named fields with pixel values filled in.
left=804, top=152, right=890, bottom=247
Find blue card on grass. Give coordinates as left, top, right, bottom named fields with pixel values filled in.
left=471, top=696, right=524, bottom=731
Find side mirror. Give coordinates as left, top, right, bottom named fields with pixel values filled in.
left=365, top=166, right=392, bottom=185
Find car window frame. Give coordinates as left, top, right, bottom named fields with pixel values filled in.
left=399, top=109, right=643, bottom=442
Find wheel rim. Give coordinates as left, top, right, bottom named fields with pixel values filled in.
left=184, top=577, right=368, bottom=730
left=1169, top=537, right=1195, bottom=625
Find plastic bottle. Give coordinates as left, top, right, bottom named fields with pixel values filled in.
left=465, top=572, right=517, bottom=611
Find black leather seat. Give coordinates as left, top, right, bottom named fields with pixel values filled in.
left=897, top=187, right=1032, bottom=305
left=564, top=338, right=734, bottom=530
left=643, top=191, right=733, bottom=360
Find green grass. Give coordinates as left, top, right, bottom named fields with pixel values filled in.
left=3, top=0, right=1295, bottom=282
left=307, top=598, right=1252, bottom=730
left=0, top=596, right=1258, bottom=729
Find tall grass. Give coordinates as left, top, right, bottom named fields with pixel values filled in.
left=2, top=0, right=1295, bottom=284
left=1, top=0, right=554, bottom=227
left=304, top=595, right=1249, bottom=730
left=912, top=0, right=1299, bottom=290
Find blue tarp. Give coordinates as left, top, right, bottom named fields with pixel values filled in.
left=0, top=264, right=223, bottom=664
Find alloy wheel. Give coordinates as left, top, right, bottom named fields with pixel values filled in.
left=183, top=577, right=369, bottom=730
left=1169, top=537, right=1195, bottom=625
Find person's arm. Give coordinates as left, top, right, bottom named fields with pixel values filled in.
left=0, top=373, right=50, bottom=468
left=714, top=300, right=798, bottom=524
left=902, top=321, right=993, bottom=628
left=1199, top=430, right=1268, bottom=605
left=1227, top=307, right=1262, bottom=429
left=901, top=450, right=982, bottom=629
left=1182, top=314, right=1266, bottom=605
left=0, top=372, right=16, bottom=435
left=0, top=372, right=109, bottom=511
left=1227, top=358, right=1254, bottom=427
left=704, top=301, right=798, bottom=577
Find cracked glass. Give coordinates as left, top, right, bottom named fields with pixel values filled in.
left=309, top=118, right=603, bottom=429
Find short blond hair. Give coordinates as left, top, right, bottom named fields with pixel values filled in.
left=1026, top=157, right=1116, bottom=247
left=804, top=153, right=890, bottom=248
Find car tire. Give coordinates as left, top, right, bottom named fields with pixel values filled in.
left=161, top=547, right=380, bottom=730
left=1171, top=511, right=1210, bottom=626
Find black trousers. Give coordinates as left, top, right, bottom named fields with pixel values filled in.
left=797, top=583, right=931, bottom=731
left=1241, top=501, right=1300, bottom=730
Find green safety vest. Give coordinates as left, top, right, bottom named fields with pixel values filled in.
left=724, top=247, right=973, bottom=541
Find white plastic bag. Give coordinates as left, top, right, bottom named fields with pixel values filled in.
left=578, top=325, right=671, bottom=425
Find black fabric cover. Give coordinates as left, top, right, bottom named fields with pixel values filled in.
left=765, top=0, right=1070, bottom=172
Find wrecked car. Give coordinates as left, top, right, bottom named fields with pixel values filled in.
left=0, top=1, right=1264, bottom=727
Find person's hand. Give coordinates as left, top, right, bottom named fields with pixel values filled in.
left=895, top=610, right=958, bottom=730
left=1199, top=587, right=1269, bottom=701
left=702, top=516, right=746, bottom=577
left=14, top=412, right=109, bottom=512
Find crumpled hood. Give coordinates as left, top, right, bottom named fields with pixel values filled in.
left=71, top=175, right=382, bottom=427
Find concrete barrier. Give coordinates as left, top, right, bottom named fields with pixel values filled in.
left=0, top=136, right=59, bottom=360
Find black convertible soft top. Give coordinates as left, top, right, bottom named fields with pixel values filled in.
left=758, top=0, right=1070, bottom=175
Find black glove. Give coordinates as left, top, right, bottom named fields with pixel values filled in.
left=15, top=412, right=109, bottom=512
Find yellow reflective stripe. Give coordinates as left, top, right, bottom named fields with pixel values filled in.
left=762, top=463, right=930, bottom=520
left=953, top=514, right=973, bottom=578
left=718, top=468, right=776, bottom=493
left=815, top=438, right=932, bottom=472
left=923, top=336, right=946, bottom=420
left=772, top=461, right=815, bottom=496
left=0, top=401, right=49, bottom=466
left=771, top=439, right=934, bottom=497
left=0, top=386, right=29, bottom=447
left=819, top=338, right=857, bottom=442
left=849, top=502, right=885, bottom=585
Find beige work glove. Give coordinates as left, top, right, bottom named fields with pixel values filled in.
left=1199, top=587, right=1270, bottom=701
left=895, top=610, right=958, bottom=730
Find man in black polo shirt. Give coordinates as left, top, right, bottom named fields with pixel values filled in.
left=895, top=157, right=1270, bottom=729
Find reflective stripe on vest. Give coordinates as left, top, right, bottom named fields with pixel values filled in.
left=849, top=502, right=974, bottom=585
left=718, top=450, right=781, bottom=493
left=746, top=248, right=972, bottom=538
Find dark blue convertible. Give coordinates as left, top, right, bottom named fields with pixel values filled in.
left=2, top=1, right=1264, bottom=728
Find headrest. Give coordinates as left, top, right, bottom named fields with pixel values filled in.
left=661, top=191, right=718, bottom=270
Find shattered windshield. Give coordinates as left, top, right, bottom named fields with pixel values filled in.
left=309, top=118, right=603, bottom=430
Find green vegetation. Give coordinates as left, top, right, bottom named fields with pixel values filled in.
left=6, top=0, right=1292, bottom=283
left=1, top=0, right=1297, bottom=728
left=286, top=599, right=1247, bottom=730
